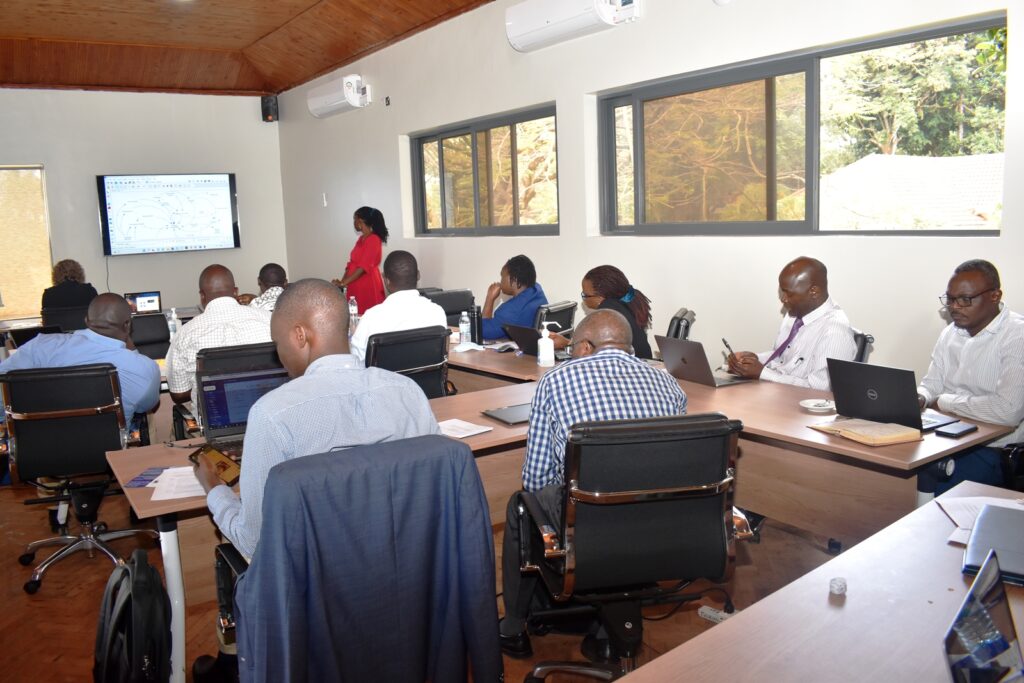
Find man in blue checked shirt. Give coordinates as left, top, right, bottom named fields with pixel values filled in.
left=498, top=309, right=687, bottom=658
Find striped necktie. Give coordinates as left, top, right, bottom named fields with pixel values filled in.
left=765, top=317, right=804, bottom=364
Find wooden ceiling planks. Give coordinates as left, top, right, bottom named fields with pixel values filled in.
left=0, top=0, right=493, bottom=95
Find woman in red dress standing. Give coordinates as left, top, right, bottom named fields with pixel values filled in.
left=332, top=206, right=388, bottom=314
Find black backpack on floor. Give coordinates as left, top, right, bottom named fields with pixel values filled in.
left=94, top=548, right=172, bottom=683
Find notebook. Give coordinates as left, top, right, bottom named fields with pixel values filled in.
left=195, top=366, right=290, bottom=455
left=124, top=291, right=162, bottom=314
left=482, top=403, right=532, bottom=425
left=654, top=336, right=750, bottom=388
left=964, top=505, right=1024, bottom=586
left=827, top=358, right=959, bottom=431
left=945, top=549, right=1024, bottom=681
left=502, top=324, right=571, bottom=361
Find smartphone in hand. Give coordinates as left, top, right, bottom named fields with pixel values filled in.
left=188, top=445, right=241, bottom=486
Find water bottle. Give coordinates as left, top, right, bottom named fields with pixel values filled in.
left=459, top=311, right=472, bottom=344
left=348, top=297, right=359, bottom=332
left=469, top=305, right=482, bottom=344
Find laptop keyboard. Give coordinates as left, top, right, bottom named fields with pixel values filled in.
left=213, top=439, right=244, bottom=458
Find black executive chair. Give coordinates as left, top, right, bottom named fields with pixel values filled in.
left=41, top=305, right=90, bottom=332
left=130, top=313, right=171, bottom=360
left=365, top=326, right=451, bottom=399
left=7, top=325, right=63, bottom=348
left=534, top=300, right=578, bottom=335
left=0, top=363, right=157, bottom=594
left=852, top=328, right=874, bottom=363
left=516, top=413, right=746, bottom=681
left=422, top=289, right=475, bottom=327
left=665, top=307, right=696, bottom=340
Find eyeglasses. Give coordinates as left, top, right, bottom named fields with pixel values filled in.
left=567, top=339, right=591, bottom=354
left=939, top=289, right=995, bottom=308
left=580, top=292, right=600, bottom=299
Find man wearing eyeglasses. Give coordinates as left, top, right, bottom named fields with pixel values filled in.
left=918, top=259, right=1024, bottom=494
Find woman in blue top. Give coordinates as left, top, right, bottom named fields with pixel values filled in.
left=481, top=255, right=547, bottom=340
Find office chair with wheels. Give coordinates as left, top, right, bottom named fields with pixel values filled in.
left=365, top=325, right=451, bottom=399
left=665, top=308, right=696, bottom=340
left=852, top=329, right=874, bottom=363
left=516, top=413, right=746, bottom=681
left=422, top=289, right=475, bottom=326
left=130, top=313, right=171, bottom=360
left=7, top=325, right=63, bottom=348
left=41, top=305, right=90, bottom=332
left=0, top=363, right=157, bottom=594
left=534, top=301, right=578, bottom=335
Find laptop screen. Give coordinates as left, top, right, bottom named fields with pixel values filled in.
left=198, top=367, right=289, bottom=435
left=124, top=291, right=161, bottom=314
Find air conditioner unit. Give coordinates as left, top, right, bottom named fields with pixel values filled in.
left=306, top=74, right=372, bottom=118
left=505, top=0, right=641, bottom=53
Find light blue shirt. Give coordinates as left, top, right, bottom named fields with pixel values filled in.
left=0, top=328, right=160, bottom=417
left=206, top=353, right=441, bottom=557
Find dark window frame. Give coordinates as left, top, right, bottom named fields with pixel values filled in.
left=598, top=13, right=1005, bottom=236
left=411, top=104, right=559, bottom=237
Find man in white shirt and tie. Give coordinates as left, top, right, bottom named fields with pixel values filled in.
left=727, top=256, right=857, bottom=391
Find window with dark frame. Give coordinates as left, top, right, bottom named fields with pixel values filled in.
left=600, top=16, right=1005, bottom=235
left=412, top=106, right=559, bottom=236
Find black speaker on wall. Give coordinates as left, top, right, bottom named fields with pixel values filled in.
left=261, top=95, right=279, bottom=122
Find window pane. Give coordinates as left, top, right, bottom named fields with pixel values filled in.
left=0, top=168, right=52, bottom=320
left=442, top=135, right=475, bottom=228
left=422, top=141, right=442, bottom=230
left=643, top=80, right=766, bottom=222
left=819, top=30, right=1005, bottom=231
left=614, top=106, right=635, bottom=226
left=515, top=116, right=558, bottom=225
left=477, top=127, right=514, bottom=227
left=775, top=73, right=806, bottom=220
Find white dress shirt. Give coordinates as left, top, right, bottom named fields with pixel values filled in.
left=165, top=296, right=272, bottom=403
left=918, top=304, right=1024, bottom=447
left=248, top=286, right=283, bottom=312
left=756, top=297, right=857, bottom=391
left=349, top=289, right=448, bottom=362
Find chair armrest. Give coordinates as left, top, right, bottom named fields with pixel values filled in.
left=519, top=491, right=565, bottom=560
left=215, top=542, right=249, bottom=576
left=214, top=543, right=249, bottom=636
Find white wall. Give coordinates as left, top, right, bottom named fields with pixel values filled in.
left=285, top=0, right=1015, bottom=377
left=0, top=89, right=288, bottom=309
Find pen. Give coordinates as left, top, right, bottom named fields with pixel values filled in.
left=722, top=338, right=735, bottom=357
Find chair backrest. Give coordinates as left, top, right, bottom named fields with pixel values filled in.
left=533, top=300, right=578, bottom=333
left=130, top=313, right=171, bottom=360
left=422, top=289, right=474, bottom=326
left=195, top=341, right=282, bottom=375
left=552, top=413, right=742, bottom=596
left=665, top=307, right=696, bottom=340
left=365, top=325, right=450, bottom=399
left=41, top=305, right=90, bottom=332
left=0, top=363, right=126, bottom=481
left=852, top=329, right=874, bottom=363
left=7, top=325, right=62, bottom=348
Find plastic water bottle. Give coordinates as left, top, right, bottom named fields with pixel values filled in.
left=348, top=296, right=359, bottom=331
left=459, top=311, right=472, bottom=344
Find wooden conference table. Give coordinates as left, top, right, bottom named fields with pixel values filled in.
left=621, top=481, right=1024, bottom=682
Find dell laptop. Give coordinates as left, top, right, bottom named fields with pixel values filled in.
left=124, top=291, right=162, bottom=314
left=195, top=366, right=290, bottom=456
left=655, top=336, right=751, bottom=388
left=502, top=324, right=571, bottom=361
left=827, top=358, right=959, bottom=431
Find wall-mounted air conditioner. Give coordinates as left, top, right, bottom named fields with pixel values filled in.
left=307, top=74, right=372, bottom=118
left=505, top=0, right=641, bottom=53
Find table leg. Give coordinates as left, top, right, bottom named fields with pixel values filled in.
left=158, top=514, right=186, bottom=683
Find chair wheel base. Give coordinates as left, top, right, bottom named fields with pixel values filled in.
left=23, top=580, right=41, bottom=594
left=18, top=552, right=35, bottom=566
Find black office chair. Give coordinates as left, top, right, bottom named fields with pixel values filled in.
left=534, top=300, right=578, bottom=335
left=516, top=413, right=746, bottom=681
left=130, top=313, right=171, bottom=360
left=7, top=325, right=63, bottom=348
left=0, top=363, right=157, bottom=594
left=665, top=307, right=696, bottom=340
left=423, top=289, right=475, bottom=326
left=365, top=326, right=451, bottom=399
left=41, top=305, right=90, bottom=332
left=852, top=328, right=874, bottom=363
left=416, top=286, right=443, bottom=295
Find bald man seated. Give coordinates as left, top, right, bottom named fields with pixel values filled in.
left=727, top=257, right=857, bottom=391
left=165, top=264, right=272, bottom=405
left=498, top=309, right=688, bottom=658
left=193, top=278, right=440, bottom=558
left=0, top=293, right=160, bottom=418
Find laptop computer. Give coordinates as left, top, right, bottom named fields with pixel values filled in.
left=502, top=324, right=571, bottom=361
left=482, top=403, right=532, bottom=425
left=195, top=366, right=290, bottom=456
left=944, top=549, right=1024, bottom=682
left=827, top=358, right=959, bottom=431
left=124, top=291, right=162, bottom=314
left=655, top=335, right=751, bottom=388
left=964, top=505, right=1024, bottom=586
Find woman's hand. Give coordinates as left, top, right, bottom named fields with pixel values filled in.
left=485, top=282, right=502, bottom=303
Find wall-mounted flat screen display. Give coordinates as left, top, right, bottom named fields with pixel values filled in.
left=97, top=173, right=240, bottom=256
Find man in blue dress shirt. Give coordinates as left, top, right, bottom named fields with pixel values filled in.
left=481, top=254, right=548, bottom=340
left=0, top=293, right=160, bottom=418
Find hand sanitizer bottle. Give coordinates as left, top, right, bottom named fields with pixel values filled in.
left=537, top=323, right=556, bottom=367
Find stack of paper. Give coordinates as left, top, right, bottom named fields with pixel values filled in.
left=149, top=466, right=206, bottom=501
left=438, top=419, right=494, bottom=439
left=809, top=417, right=921, bottom=446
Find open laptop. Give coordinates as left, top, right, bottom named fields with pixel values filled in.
left=655, top=335, right=751, bottom=388
left=502, top=324, right=571, bottom=361
left=124, top=291, right=162, bottom=314
left=944, top=549, right=1024, bottom=682
left=827, top=358, right=959, bottom=431
left=195, top=366, right=290, bottom=456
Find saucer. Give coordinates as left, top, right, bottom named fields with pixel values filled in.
left=799, top=399, right=836, bottom=414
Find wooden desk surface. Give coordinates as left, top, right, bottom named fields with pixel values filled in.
left=448, top=346, right=554, bottom=382
left=621, top=481, right=1024, bottom=683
